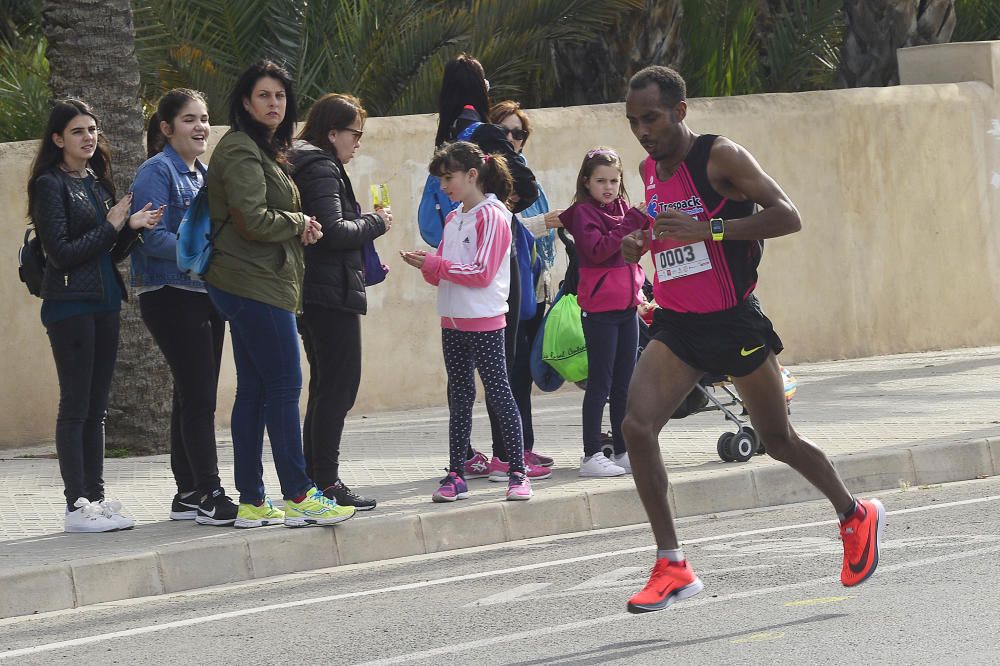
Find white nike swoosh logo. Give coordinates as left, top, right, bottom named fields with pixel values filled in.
left=202, top=506, right=216, bottom=517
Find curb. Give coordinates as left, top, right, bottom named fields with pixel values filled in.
left=2, top=436, right=998, bottom=620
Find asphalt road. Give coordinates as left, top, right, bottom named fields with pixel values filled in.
left=2, top=476, right=999, bottom=665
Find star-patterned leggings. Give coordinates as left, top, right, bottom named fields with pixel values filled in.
left=442, top=328, right=525, bottom=478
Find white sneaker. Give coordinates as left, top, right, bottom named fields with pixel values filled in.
left=64, top=498, right=119, bottom=533
left=99, top=499, right=136, bottom=530
left=613, top=452, right=632, bottom=473
left=579, top=454, right=627, bottom=477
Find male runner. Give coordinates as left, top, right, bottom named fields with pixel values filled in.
left=619, top=66, right=884, bottom=613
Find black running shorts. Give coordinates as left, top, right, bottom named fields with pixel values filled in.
left=649, top=295, right=783, bottom=378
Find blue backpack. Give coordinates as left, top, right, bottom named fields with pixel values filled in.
left=417, top=122, right=481, bottom=247
left=176, top=186, right=223, bottom=279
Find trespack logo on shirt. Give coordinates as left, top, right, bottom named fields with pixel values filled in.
left=646, top=193, right=706, bottom=218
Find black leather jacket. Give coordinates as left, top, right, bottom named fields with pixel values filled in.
left=31, top=167, right=141, bottom=301
left=288, top=143, right=387, bottom=315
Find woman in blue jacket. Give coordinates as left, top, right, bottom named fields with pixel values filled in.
left=130, top=89, right=237, bottom=526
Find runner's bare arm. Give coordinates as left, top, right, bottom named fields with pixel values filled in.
left=705, top=137, right=801, bottom=240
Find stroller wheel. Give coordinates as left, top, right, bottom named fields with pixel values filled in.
left=730, top=429, right=758, bottom=463
left=717, top=432, right=735, bottom=462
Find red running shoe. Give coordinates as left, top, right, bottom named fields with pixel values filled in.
left=626, top=558, right=704, bottom=614
left=840, top=498, right=885, bottom=587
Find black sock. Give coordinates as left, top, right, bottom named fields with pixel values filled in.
left=837, top=498, right=858, bottom=522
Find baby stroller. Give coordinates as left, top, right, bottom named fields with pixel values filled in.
left=534, top=230, right=797, bottom=464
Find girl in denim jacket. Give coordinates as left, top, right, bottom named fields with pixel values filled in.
left=130, top=89, right=237, bottom=526
left=558, top=148, right=647, bottom=478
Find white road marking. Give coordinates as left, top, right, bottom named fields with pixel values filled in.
left=352, top=543, right=1000, bottom=666
left=468, top=565, right=781, bottom=608
left=1, top=493, right=997, bottom=660
left=566, top=567, right=645, bottom=591
left=702, top=534, right=1000, bottom=558
left=464, top=583, right=553, bottom=607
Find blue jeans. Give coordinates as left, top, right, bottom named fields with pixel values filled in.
left=206, top=285, right=313, bottom=504
left=581, top=308, right=638, bottom=456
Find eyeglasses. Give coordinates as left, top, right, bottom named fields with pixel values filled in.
left=343, top=128, right=363, bottom=141
left=505, top=128, right=528, bottom=141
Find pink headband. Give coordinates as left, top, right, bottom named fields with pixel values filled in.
left=587, top=149, right=618, bottom=159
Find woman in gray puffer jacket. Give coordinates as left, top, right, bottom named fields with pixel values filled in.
left=288, top=93, right=391, bottom=510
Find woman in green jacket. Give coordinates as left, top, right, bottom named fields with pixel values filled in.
left=204, top=60, right=354, bottom=528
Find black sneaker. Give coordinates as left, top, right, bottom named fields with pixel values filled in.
left=324, top=480, right=376, bottom=511
left=195, top=488, right=238, bottom=526
left=170, top=492, right=200, bottom=521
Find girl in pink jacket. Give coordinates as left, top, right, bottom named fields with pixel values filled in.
left=558, top=148, right=647, bottom=478
left=401, top=141, right=532, bottom=503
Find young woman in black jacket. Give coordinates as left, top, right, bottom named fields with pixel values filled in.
left=288, top=93, right=391, bottom=510
left=27, top=99, right=162, bottom=533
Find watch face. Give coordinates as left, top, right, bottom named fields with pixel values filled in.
left=711, top=218, right=723, bottom=233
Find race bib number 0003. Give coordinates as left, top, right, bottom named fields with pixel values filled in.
left=654, top=242, right=712, bottom=282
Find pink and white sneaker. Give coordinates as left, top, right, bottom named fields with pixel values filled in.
left=432, top=472, right=469, bottom=503
left=506, top=472, right=532, bottom=501
left=464, top=450, right=491, bottom=479
left=524, top=450, right=554, bottom=467
left=487, top=456, right=552, bottom=482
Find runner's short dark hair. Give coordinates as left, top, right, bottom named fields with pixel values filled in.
left=629, top=66, right=687, bottom=107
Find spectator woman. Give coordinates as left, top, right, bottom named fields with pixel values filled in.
left=27, top=99, right=161, bottom=532
left=130, top=88, right=237, bottom=526
left=488, top=100, right=563, bottom=468
left=203, top=60, right=354, bottom=528
left=288, top=93, right=392, bottom=510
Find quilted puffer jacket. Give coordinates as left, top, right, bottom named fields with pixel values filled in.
left=287, top=141, right=387, bottom=315
left=31, top=167, right=141, bottom=301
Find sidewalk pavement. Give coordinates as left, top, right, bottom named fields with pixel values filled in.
left=1, top=347, right=999, bottom=619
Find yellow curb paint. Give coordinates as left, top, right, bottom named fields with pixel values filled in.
left=731, top=631, right=786, bottom=644
left=784, top=596, right=851, bottom=607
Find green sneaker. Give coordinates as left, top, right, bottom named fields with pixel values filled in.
left=234, top=497, right=285, bottom=528
left=284, top=487, right=356, bottom=528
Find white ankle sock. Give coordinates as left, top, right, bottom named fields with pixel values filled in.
left=657, top=548, right=685, bottom=562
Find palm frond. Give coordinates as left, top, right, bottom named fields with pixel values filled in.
left=0, top=36, right=49, bottom=142
left=761, top=0, right=843, bottom=92
left=682, top=0, right=761, bottom=97
left=953, top=0, right=1000, bottom=41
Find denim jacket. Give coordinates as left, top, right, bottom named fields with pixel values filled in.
left=129, top=143, right=207, bottom=289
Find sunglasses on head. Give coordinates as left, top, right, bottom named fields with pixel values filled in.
left=505, top=128, right=528, bottom=141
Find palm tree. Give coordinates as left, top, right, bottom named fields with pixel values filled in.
left=952, top=0, right=1000, bottom=41
left=839, top=0, right=957, bottom=87
left=550, top=0, right=683, bottom=106
left=131, top=0, right=644, bottom=118
left=668, top=0, right=843, bottom=99
left=43, top=0, right=173, bottom=454
left=0, top=0, right=48, bottom=143
left=757, top=0, right=843, bottom=93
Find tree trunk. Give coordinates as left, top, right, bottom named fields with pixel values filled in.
left=840, top=0, right=956, bottom=87
left=43, top=0, right=173, bottom=454
left=551, top=0, right=684, bottom=105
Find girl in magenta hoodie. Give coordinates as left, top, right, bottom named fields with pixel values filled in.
left=558, top=148, right=647, bottom=478
left=401, top=141, right=532, bottom=503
